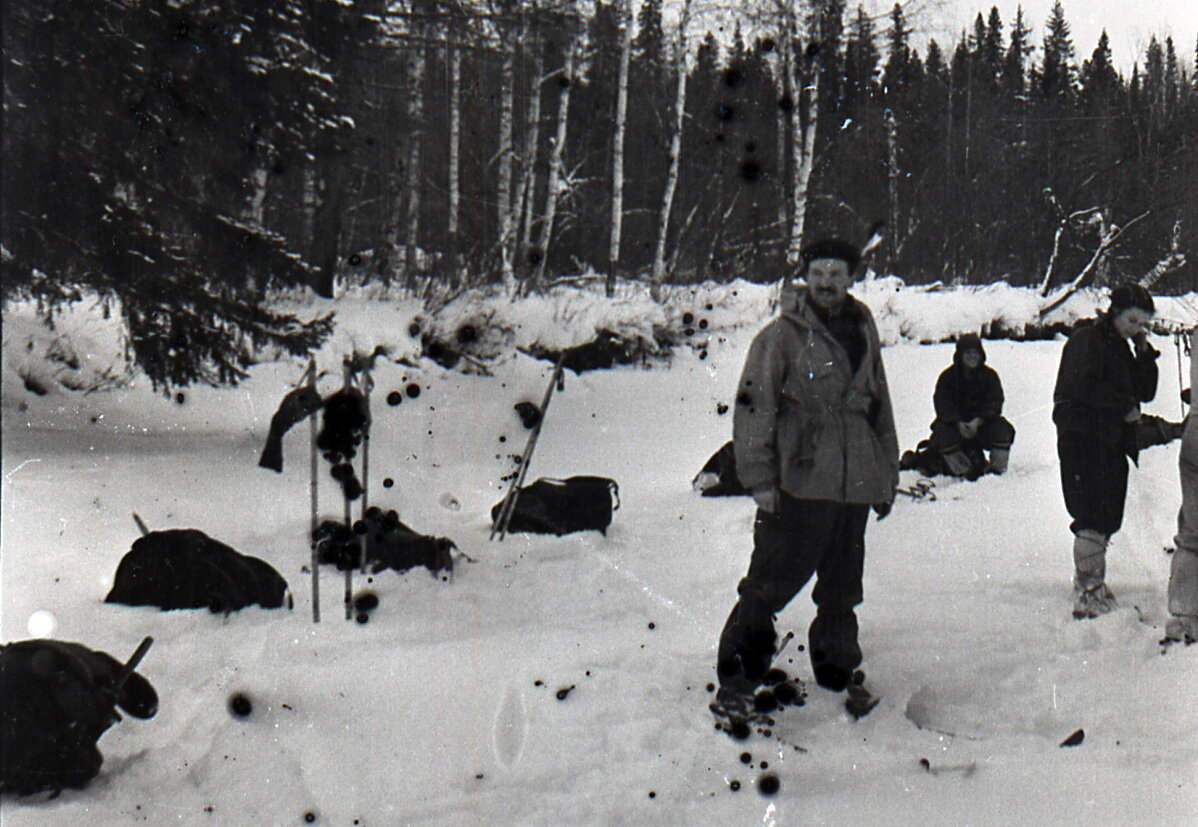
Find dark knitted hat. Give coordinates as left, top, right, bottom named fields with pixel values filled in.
left=800, top=239, right=861, bottom=274
left=1108, top=283, right=1155, bottom=315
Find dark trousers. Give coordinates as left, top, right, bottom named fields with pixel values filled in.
left=929, top=416, right=1016, bottom=455
left=717, top=495, right=870, bottom=693
left=1058, top=429, right=1128, bottom=537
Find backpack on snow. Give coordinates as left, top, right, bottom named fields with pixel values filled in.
left=105, top=529, right=292, bottom=613
left=314, top=510, right=456, bottom=577
left=490, top=476, right=620, bottom=536
left=0, top=638, right=157, bottom=795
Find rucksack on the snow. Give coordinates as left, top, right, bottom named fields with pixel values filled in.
left=692, top=441, right=749, bottom=497
left=0, top=638, right=157, bottom=796
left=314, top=510, right=456, bottom=577
left=490, top=476, right=620, bottom=536
left=105, top=529, right=292, bottom=613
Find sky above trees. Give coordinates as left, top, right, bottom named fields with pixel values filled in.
left=872, top=0, right=1198, bottom=71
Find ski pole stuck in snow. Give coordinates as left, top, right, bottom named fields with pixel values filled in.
left=306, top=360, right=321, bottom=623
left=491, top=353, right=567, bottom=541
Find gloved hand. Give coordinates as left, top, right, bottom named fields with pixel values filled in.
left=1124, top=405, right=1142, bottom=423
left=873, top=502, right=891, bottom=521
left=752, top=487, right=780, bottom=514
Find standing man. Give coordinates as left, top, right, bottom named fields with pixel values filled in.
left=1053, top=283, right=1158, bottom=619
left=713, top=239, right=899, bottom=719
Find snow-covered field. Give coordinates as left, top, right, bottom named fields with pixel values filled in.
left=3, top=283, right=1197, bottom=825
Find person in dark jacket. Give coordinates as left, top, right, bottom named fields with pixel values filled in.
left=1053, top=283, right=1159, bottom=619
left=909, top=333, right=1016, bottom=477
left=712, top=238, right=898, bottom=723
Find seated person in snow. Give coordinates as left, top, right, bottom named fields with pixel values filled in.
left=902, top=333, right=1015, bottom=478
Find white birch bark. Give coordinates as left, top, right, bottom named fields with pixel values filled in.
left=516, top=43, right=545, bottom=276
left=650, top=0, right=692, bottom=290
left=448, top=44, right=462, bottom=264
left=497, top=33, right=517, bottom=290
left=1140, top=219, right=1186, bottom=289
left=788, top=44, right=820, bottom=263
left=607, top=0, right=633, bottom=294
left=533, top=42, right=577, bottom=288
left=885, top=107, right=899, bottom=274
left=404, top=32, right=426, bottom=277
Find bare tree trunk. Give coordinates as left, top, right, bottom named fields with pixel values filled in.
left=302, top=164, right=318, bottom=245
left=515, top=40, right=545, bottom=281
left=1039, top=210, right=1151, bottom=317
left=775, top=31, right=793, bottom=235
left=885, top=108, right=899, bottom=275
left=650, top=0, right=692, bottom=295
left=788, top=45, right=820, bottom=264
left=497, top=33, right=517, bottom=291
left=404, top=27, right=427, bottom=282
left=533, top=42, right=576, bottom=289
left=448, top=44, right=462, bottom=272
left=606, top=0, right=633, bottom=297
left=248, top=165, right=269, bottom=226
left=1140, top=218, right=1186, bottom=289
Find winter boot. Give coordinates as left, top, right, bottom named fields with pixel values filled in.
left=987, top=448, right=1010, bottom=475
left=1163, top=615, right=1198, bottom=645
left=1167, top=546, right=1198, bottom=619
left=1072, top=530, right=1117, bottom=619
left=941, top=449, right=973, bottom=477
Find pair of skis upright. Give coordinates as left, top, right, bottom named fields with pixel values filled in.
left=305, top=359, right=374, bottom=623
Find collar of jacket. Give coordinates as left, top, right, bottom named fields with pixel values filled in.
left=779, top=285, right=864, bottom=331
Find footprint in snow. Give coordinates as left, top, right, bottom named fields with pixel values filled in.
left=492, top=684, right=527, bottom=767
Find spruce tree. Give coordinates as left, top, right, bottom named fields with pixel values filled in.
left=0, top=0, right=387, bottom=389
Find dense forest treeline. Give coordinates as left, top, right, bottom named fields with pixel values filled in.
left=3, top=0, right=1195, bottom=386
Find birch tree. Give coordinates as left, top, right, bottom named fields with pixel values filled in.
left=514, top=10, right=545, bottom=278
left=497, top=20, right=518, bottom=290
left=447, top=42, right=463, bottom=269
left=403, top=0, right=428, bottom=281
left=606, top=0, right=633, bottom=296
left=788, top=23, right=821, bottom=263
left=649, top=0, right=692, bottom=292
left=532, top=39, right=578, bottom=289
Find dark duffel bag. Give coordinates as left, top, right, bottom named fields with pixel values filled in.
left=105, top=529, right=292, bottom=613
left=492, top=476, right=620, bottom=536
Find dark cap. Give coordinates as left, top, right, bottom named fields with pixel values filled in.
left=1109, top=283, right=1155, bottom=315
left=800, top=239, right=861, bottom=275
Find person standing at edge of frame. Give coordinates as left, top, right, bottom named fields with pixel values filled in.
left=1052, top=283, right=1159, bottom=620
left=1166, top=334, right=1198, bottom=644
left=711, top=238, right=899, bottom=720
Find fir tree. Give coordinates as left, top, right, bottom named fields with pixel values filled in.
left=1, top=0, right=374, bottom=388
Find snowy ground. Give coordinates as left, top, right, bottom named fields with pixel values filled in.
left=3, top=286, right=1197, bottom=825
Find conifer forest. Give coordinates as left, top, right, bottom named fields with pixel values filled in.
left=3, top=1, right=1196, bottom=385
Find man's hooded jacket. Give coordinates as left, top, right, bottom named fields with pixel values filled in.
left=732, top=287, right=899, bottom=504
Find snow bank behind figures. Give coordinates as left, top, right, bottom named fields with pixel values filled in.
left=5, top=280, right=1197, bottom=429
